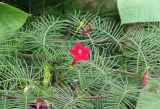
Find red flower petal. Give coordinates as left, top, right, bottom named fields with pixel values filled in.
left=69, top=42, right=90, bottom=65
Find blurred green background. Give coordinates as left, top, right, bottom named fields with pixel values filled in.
left=0, top=0, right=119, bottom=19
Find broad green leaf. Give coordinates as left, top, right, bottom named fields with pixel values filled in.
left=117, top=0, right=160, bottom=24
left=0, top=2, right=31, bottom=32
left=136, top=79, right=160, bottom=109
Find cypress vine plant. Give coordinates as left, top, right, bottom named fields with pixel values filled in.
left=0, top=2, right=160, bottom=109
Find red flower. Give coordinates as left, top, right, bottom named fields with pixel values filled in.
left=141, top=70, right=148, bottom=87
left=81, top=19, right=92, bottom=34
left=69, top=42, right=90, bottom=65
left=36, top=98, right=45, bottom=103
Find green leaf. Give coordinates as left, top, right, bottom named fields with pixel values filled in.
left=0, top=2, right=31, bottom=32
left=117, top=0, right=160, bottom=24
left=136, top=79, right=160, bottom=109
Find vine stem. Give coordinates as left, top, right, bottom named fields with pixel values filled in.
left=21, top=53, right=160, bottom=78
left=0, top=93, right=112, bottom=100
left=41, top=0, right=45, bottom=16
left=25, top=97, right=28, bottom=109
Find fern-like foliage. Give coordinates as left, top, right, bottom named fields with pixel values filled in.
left=123, top=25, right=160, bottom=75
left=3, top=11, right=160, bottom=109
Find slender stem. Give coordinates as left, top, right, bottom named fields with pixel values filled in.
left=111, top=69, right=136, bottom=77
left=4, top=95, right=7, bottom=109
left=41, top=0, right=45, bottom=16
left=136, top=50, right=140, bottom=74
left=95, top=0, right=105, bottom=15
left=83, top=94, right=111, bottom=100
left=54, top=94, right=113, bottom=100
left=0, top=93, right=23, bottom=99
left=21, top=53, right=160, bottom=78
left=29, top=0, right=32, bottom=14
left=25, top=97, right=28, bottom=109
left=21, top=53, right=59, bottom=65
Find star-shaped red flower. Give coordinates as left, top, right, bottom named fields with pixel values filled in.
left=69, top=42, right=90, bottom=65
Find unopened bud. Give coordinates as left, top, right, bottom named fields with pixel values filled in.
left=24, top=86, right=29, bottom=96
